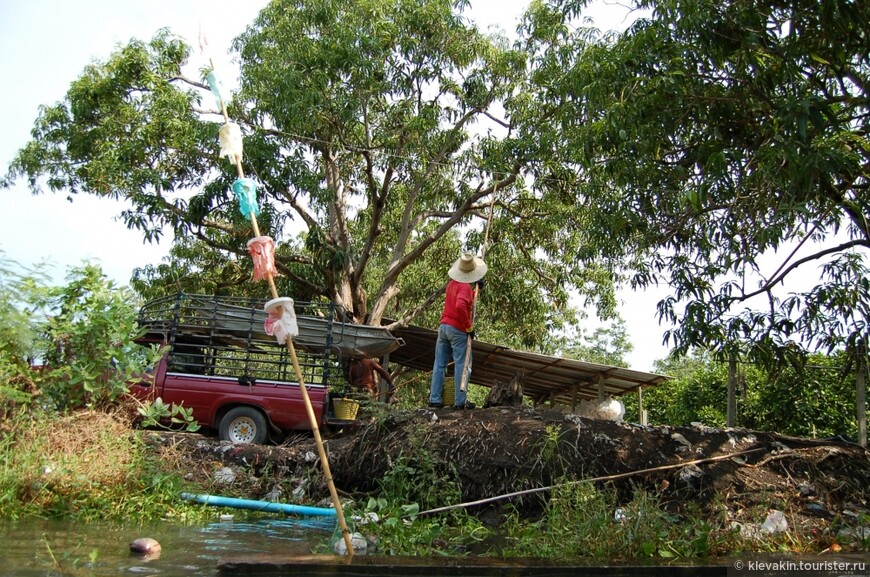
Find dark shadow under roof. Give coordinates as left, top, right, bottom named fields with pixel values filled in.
left=388, top=324, right=670, bottom=406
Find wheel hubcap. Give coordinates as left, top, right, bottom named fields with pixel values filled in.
left=229, top=417, right=256, bottom=443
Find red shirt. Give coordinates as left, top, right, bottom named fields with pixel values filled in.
left=440, top=280, right=475, bottom=332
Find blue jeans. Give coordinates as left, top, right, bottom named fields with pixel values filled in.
left=429, top=323, right=471, bottom=406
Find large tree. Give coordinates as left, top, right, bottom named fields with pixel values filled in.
left=5, top=0, right=617, bottom=348
left=519, top=0, right=869, bottom=365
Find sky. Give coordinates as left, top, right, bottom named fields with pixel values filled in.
left=0, top=0, right=671, bottom=372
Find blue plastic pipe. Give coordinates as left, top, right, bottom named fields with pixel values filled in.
left=181, top=493, right=337, bottom=517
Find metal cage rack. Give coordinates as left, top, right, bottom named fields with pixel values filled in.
left=136, top=293, right=402, bottom=389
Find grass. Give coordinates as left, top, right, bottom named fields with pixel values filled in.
left=0, top=408, right=211, bottom=522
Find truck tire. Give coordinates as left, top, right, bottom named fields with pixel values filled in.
left=219, top=407, right=268, bottom=444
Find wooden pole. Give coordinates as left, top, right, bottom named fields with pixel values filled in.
left=458, top=187, right=497, bottom=395
left=458, top=286, right=477, bottom=395
left=727, top=352, right=737, bottom=427
left=212, top=73, right=354, bottom=555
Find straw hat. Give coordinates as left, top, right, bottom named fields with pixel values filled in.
left=448, top=252, right=488, bottom=283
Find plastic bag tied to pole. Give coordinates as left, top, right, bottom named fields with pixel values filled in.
left=232, top=178, right=259, bottom=217
left=206, top=70, right=225, bottom=110
left=246, top=236, right=277, bottom=281
left=264, top=297, right=299, bottom=345
left=219, top=122, right=244, bottom=165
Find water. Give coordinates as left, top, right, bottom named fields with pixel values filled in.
left=0, top=516, right=335, bottom=576
left=4, top=518, right=866, bottom=577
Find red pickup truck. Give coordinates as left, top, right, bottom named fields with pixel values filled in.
left=130, top=294, right=400, bottom=444
left=129, top=345, right=331, bottom=444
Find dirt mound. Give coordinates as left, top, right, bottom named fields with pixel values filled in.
left=147, top=405, right=870, bottom=534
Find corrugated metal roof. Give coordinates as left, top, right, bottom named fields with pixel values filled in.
left=387, top=324, right=670, bottom=407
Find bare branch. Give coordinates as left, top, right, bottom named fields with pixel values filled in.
left=739, top=239, right=870, bottom=302
left=482, top=109, right=510, bottom=129
left=383, top=282, right=448, bottom=330
left=168, top=74, right=210, bottom=90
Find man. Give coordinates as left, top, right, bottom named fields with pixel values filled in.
left=428, top=252, right=487, bottom=410
left=349, top=357, right=397, bottom=403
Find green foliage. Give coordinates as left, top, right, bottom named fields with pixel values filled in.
left=642, top=355, right=732, bottom=427
left=6, top=0, right=615, bottom=354
left=556, top=317, right=633, bottom=366
left=640, top=351, right=860, bottom=437
left=519, top=0, right=870, bottom=370
left=0, top=257, right=200, bottom=434
left=7, top=0, right=870, bottom=377
left=136, top=397, right=200, bottom=433
left=377, top=428, right=461, bottom=511
left=1, top=257, right=161, bottom=414
left=34, top=264, right=164, bottom=410
left=496, top=483, right=720, bottom=559
left=537, top=424, right=562, bottom=465
left=341, top=424, right=488, bottom=556
left=349, top=496, right=487, bottom=556
left=743, top=352, right=858, bottom=438
left=0, top=253, right=47, bottom=362
left=0, top=253, right=50, bottom=410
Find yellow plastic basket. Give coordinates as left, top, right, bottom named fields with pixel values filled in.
left=333, top=398, right=360, bottom=421
left=443, top=378, right=455, bottom=406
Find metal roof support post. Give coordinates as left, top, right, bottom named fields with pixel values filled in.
left=638, top=386, right=646, bottom=426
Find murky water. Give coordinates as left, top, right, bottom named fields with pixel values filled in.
left=0, top=515, right=335, bottom=576
left=4, top=517, right=865, bottom=577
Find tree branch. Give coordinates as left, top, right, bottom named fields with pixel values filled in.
left=367, top=166, right=519, bottom=326
left=383, top=282, right=448, bottom=330
left=739, top=239, right=869, bottom=302
left=482, top=109, right=510, bottom=129
left=168, top=74, right=209, bottom=90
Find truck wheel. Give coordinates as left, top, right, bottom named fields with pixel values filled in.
left=219, top=407, right=268, bottom=444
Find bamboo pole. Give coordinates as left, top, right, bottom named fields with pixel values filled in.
left=211, top=71, right=354, bottom=556
left=458, top=188, right=497, bottom=394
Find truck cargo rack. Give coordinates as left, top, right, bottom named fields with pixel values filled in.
left=136, top=293, right=402, bottom=388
